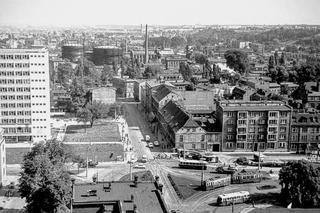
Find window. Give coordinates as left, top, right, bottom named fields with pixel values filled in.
left=280, top=112, right=287, bottom=117
left=227, top=119, right=235, bottom=125
left=236, top=143, right=245, bottom=149
left=292, top=127, right=298, bottom=133
left=201, top=135, right=205, bottom=141
left=238, top=120, right=246, bottom=125
left=239, top=112, right=247, bottom=119
left=226, top=135, right=233, bottom=140
left=302, top=128, right=308, bottom=133
left=248, top=134, right=255, bottom=140
left=269, top=112, right=278, bottom=117
left=179, top=135, right=183, bottom=142
left=280, top=119, right=287, bottom=125
left=258, top=134, right=264, bottom=140
left=227, top=112, right=234, bottom=117
left=192, top=144, right=196, bottom=149
left=249, top=120, right=255, bottom=125
left=227, top=128, right=233, bottom=132
left=268, top=135, right=276, bottom=141
left=280, top=127, right=286, bottom=132
left=226, top=142, right=233, bottom=148
left=258, top=119, right=265, bottom=124
left=269, top=120, right=277, bottom=125
left=279, top=134, right=286, bottom=140
left=301, top=135, right=307, bottom=141
left=201, top=144, right=205, bottom=149
left=249, top=127, right=254, bottom=133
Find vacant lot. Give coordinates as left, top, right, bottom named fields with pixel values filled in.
left=63, top=121, right=120, bottom=143
left=168, top=173, right=202, bottom=200
left=66, top=143, right=124, bottom=162
left=6, top=147, right=30, bottom=164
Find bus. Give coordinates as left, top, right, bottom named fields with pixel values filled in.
left=178, top=159, right=208, bottom=170
left=217, top=191, right=250, bottom=206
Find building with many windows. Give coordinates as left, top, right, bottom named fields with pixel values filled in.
left=0, top=49, right=51, bottom=143
left=290, top=112, right=320, bottom=153
left=0, top=128, right=6, bottom=185
left=216, top=100, right=292, bottom=152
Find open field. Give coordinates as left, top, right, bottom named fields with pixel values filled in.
left=63, top=121, right=120, bottom=143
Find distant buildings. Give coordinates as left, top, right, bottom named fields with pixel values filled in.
left=92, top=87, right=116, bottom=104
left=216, top=100, right=292, bottom=152
left=0, top=49, right=51, bottom=143
left=72, top=177, right=169, bottom=213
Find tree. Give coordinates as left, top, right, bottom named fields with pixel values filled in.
left=77, top=101, right=110, bottom=127
left=194, top=53, right=207, bottom=64
left=279, top=52, right=286, bottom=66
left=179, top=62, right=192, bottom=81
left=57, top=63, right=74, bottom=87
left=279, top=160, right=320, bottom=208
left=224, top=50, right=249, bottom=75
left=170, top=36, right=186, bottom=48
left=19, top=140, right=72, bottom=213
left=68, top=77, right=88, bottom=112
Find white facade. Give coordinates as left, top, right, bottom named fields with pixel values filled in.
left=0, top=49, right=51, bottom=143
left=0, top=128, right=6, bottom=185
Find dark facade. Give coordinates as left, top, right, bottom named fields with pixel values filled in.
left=93, top=46, right=123, bottom=66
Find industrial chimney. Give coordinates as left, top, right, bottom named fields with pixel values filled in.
left=145, top=24, right=149, bottom=64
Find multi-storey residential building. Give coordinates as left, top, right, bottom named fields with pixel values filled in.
left=0, top=49, right=51, bottom=143
left=0, top=128, right=6, bottom=185
left=290, top=112, right=320, bottom=153
left=216, top=100, right=292, bottom=152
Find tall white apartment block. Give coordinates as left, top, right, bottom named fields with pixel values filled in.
left=0, top=128, right=6, bottom=186
left=0, top=49, right=51, bottom=143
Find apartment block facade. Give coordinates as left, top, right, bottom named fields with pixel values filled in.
left=0, top=49, right=51, bottom=143
left=216, top=100, right=292, bottom=152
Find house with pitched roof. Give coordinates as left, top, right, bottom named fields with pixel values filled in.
left=158, top=101, right=211, bottom=151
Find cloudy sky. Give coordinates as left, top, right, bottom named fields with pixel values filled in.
left=0, top=0, right=319, bottom=26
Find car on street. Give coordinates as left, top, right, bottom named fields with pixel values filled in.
left=216, top=165, right=238, bottom=174
left=153, top=141, right=160, bottom=146
left=134, top=164, right=146, bottom=169
left=148, top=142, right=154, bottom=148
left=145, top=135, right=150, bottom=142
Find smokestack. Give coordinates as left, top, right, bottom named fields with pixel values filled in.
left=145, top=24, right=149, bottom=64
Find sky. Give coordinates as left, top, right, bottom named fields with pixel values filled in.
left=0, top=0, right=319, bottom=26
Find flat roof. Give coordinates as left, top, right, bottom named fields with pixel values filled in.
left=73, top=181, right=167, bottom=213
left=218, top=101, right=291, bottom=111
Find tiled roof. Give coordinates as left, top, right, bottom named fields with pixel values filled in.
left=160, top=101, right=199, bottom=132
left=152, top=85, right=175, bottom=102
left=292, top=113, right=320, bottom=126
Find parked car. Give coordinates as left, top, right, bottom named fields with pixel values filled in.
left=134, top=164, right=146, bottom=169
left=216, top=165, right=238, bottom=174
left=145, top=135, right=150, bottom=142
left=148, top=142, right=154, bottom=148
left=153, top=141, right=160, bottom=146
left=235, top=157, right=249, bottom=165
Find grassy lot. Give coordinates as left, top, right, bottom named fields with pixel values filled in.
left=6, top=147, right=30, bottom=164
left=119, top=170, right=154, bottom=181
left=6, top=143, right=124, bottom=165
left=65, top=143, right=124, bottom=162
left=167, top=173, right=202, bottom=200
left=63, top=121, right=120, bottom=143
